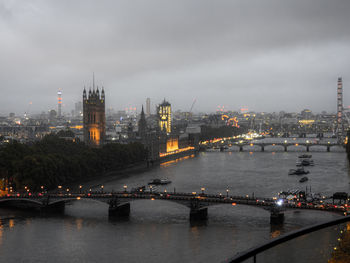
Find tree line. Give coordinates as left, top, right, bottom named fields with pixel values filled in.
left=0, top=134, right=147, bottom=192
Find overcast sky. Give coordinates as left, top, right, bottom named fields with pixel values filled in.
left=0, top=0, right=349, bottom=115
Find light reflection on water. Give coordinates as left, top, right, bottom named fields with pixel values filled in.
left=0, top=151, right=349, bottom=262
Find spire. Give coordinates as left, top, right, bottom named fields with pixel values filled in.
left=101, top=87, right=105, bottom=101
left=83, top=86, right=87, bottom=100
left=96, top=86, right=100, bottom=99
left=138, top=104, right=147, bottom=138
left=93, top=72, right=95, bottom=90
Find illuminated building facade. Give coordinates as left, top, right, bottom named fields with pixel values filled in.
left=157, top=99, right=171, bottom=133
left=83, top=87, right=105, bottom=147
left=166, top=137, right=178, bottom=152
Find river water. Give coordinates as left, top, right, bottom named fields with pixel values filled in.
left=0, top=148, right=349, bottom=263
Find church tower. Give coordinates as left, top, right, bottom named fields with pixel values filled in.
left=138, top=105, right=147, bottom=139
left=157, top=99, right=171, bottom=133
left=83, top=83, right=106, bottom=147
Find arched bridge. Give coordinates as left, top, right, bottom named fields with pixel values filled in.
left=0, top=191, right=347, bottom=223
left=228, top=142, right=344, bottom=152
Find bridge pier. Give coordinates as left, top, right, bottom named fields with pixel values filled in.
left=270, top=209, right=284, bottom=224
left=190, top=207, right=208, bottom=221
left=190, top=199, right=207, bottom=221
left=108, top=199, right=130, bottom=218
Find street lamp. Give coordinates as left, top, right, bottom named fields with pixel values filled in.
left=79, top=185, right=82, bottom=193
left=226, top=188, right=229, bottom=197
left=123, top=185, right=127, bottom=192
left=150, top=185, right=153, bottom=193
left=201, top=187, right=205, bottom=195
left=101, top=185, right=104, bottom=193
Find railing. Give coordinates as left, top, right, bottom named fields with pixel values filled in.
left=224, top=215, right=350, bottom=263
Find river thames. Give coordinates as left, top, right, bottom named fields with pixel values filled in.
left=0, top=149, right=349, bottom=263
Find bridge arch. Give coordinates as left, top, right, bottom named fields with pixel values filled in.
left=329, top=145, right=345, bottom=152
left=286, top=145, right=307, bottom=151
left=308, top=145, right=328, bottom=152
left=48, top=198, right=110, bottom=206
left=263, top=144, right=285, bottom=152
left=241, top=144, right=264, bottom=152
left=228, top=145, right=241, bottom=152
left=0, top=198, right=42, bottom=207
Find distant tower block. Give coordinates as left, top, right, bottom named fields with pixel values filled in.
left=337, top=77, right=344, bottom=143
left=146, top=98, right=151, bottom=116
left=57, top=89, right=62, bottom=118
left=83, top=85, right=106, bottom=147
left=157, top=99, right=171, bottom=133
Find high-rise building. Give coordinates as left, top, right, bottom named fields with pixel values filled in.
left=157, top=99, right=171, bottom=133
left=83, top=86, right=106, bottom=147
left=75, top=101, right=83, bottom=117
left=337, top=77, right=343, bottom=143
left=146, top=98, right=151, bottom=116
left=57, top=89, right=62, bottom=118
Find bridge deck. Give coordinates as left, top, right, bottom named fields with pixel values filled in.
left=0, top=192, right=347, bottom=214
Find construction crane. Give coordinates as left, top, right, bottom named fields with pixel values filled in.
left=189, top=98, right=196, bottom=113
left=186, top=98, right=196, bottom=121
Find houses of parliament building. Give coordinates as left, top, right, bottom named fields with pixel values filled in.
left=83, top=86, right=106, bottom=147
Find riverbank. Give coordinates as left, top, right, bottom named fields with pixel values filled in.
left=65, top=161, right=152, bottom=191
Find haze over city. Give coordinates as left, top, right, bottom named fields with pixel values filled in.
left=1, top=0, right=350, bottom=114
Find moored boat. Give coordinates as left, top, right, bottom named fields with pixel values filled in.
left=298, top=154, right=312, bottom=159
left=296, top=159, right=314, bottom=167
left=299, top=176, right=308, bottom=183
left=289, top=167, right=309, bottom=175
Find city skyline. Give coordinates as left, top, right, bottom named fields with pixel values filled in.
left=0, top=1, right=350, bottom=114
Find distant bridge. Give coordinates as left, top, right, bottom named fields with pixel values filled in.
left=0, top=191, right=347, bottom=223
left=219, top=142, right=344, bottom=152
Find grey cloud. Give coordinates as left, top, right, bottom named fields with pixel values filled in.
left=0, top=0, right=349, bottom=114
